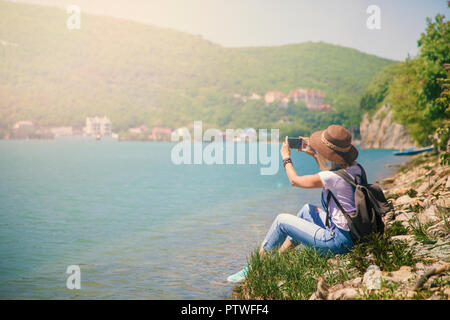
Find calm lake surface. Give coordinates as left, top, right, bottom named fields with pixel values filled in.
left=0, top=140, right=408, bottom=299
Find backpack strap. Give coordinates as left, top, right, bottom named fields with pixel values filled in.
left=333, top=169, right=358, bottom=187
left=325, top=191, right=331, bottom=227
left=356, top=163, right=368, bottom=185
left=325, top=189, right=348, bottom=227
left=334, top=162, right=368, bottom=187
left=324, top=164, right=366, bottom=227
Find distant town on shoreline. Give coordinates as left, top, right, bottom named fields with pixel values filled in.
left=7, top=117, right=275, bottom=143
left=234, top=88, right=333, bottom=111
left=5, top=88, right=334, bottom=143
left=7, top=117, right=280, bottom=143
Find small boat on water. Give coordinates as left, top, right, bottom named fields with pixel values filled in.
left=393, top=146, right=433, bottom=156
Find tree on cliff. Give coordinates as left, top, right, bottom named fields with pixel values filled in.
left=416, top=14, right=450, bottom=122
left=361, top=11, right=449, bottom=146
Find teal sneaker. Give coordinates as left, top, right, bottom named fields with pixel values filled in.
left=227, top=265, right=248, bottom=283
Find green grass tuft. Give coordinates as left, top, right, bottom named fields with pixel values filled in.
left=408, top=215, right=437, bottom=244
left=406, top=188, right=418, bottom=198
left=346, top=233, right=417, bottom=273
left=437, top=205, right=450, bottom=232
left=237, top=247, right=349, bottom=300
left=358, top=279, right=403, bottom=300
left=387, top=221, right=409, bottom=236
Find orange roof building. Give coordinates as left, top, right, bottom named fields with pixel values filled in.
left=264, top=91, right=285, bottom=104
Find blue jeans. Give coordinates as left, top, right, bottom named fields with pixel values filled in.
left=261, top=204, right=353, bottom=255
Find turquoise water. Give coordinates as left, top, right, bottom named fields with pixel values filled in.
left=0, top=140, right=407, bottom=299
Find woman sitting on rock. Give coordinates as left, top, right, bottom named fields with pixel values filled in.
left=227, top=125, right=367, bottom=283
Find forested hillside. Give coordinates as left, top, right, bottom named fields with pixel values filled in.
left=0, top=1, right=394, bottom=137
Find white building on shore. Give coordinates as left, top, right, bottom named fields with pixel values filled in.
left=84, top=116, right=112, bottom=137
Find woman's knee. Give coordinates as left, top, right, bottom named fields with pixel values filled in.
left=297, top=204, right=316, bottom=218
left=275, top=213, right=292, bottom=224
left=274, top=213, right=301, bottom=234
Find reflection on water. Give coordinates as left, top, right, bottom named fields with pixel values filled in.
left=0, top=141, right=407, bottom=299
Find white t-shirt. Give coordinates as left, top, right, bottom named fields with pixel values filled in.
left=318, top=165, right=361, bottom=231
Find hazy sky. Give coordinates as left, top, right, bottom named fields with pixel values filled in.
left=8, top=0, right=449, bottom=60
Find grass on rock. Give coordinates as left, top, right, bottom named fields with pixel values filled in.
left=388, top=221, right=409, bottom=236
left=236, top=231, right=418, bottom=299
left=346, top=233, right=417, bottom=273
left=236, top=247, right=349, bottom=300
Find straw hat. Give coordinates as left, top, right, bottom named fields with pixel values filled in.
left=309, top=125, right=358, bottom=165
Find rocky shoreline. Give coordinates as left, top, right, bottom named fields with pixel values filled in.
left=234, top=152, right=450, bottom=300
left=309, top=153, right=450, bottom=300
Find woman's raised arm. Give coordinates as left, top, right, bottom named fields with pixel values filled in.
left=280, top=136, right=324, bottom=189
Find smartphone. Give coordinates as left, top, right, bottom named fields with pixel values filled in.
left=288, top=137, right=304, bottom=149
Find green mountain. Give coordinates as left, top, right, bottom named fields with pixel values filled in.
left=0, top=1, right=395, bottom=136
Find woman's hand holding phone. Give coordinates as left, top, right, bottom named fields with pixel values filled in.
left=283, top=136, right=318, bottom=162
left=280, top=136, right=291, bottom=160
left=297, top=136, right=317, bottom=158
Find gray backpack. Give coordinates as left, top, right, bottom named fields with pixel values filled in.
left=325, top=164, right=392, bottom=243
